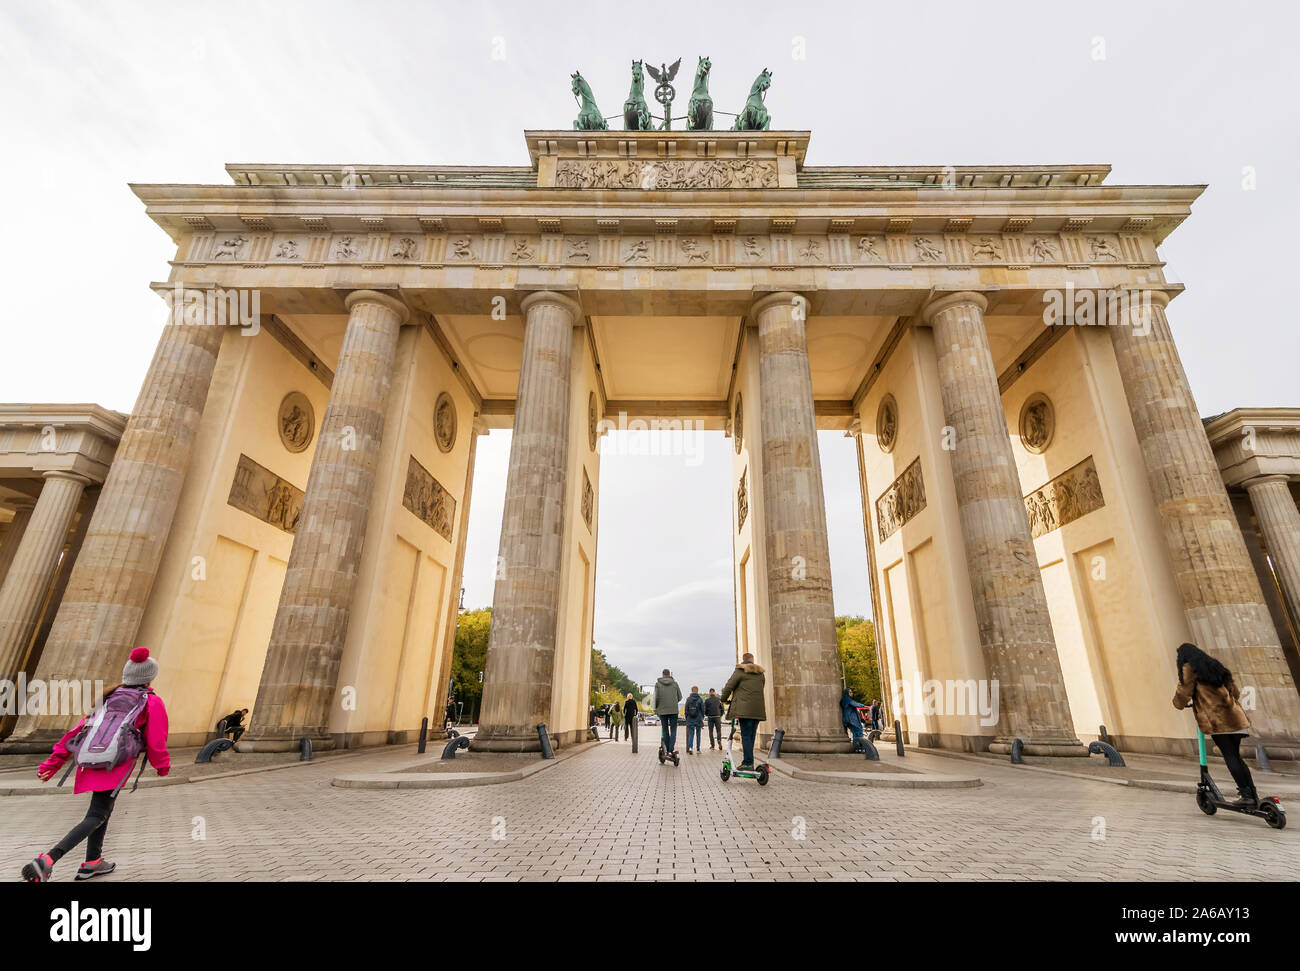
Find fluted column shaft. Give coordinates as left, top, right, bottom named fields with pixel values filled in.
left=473, top=292, right=579, bottom=751
left=0, top=473, right=89, bottom=680
left=1110, top=293, right=1300, bottom=743
left=6, top=318, right=225, bottom=746
left=754, top=292, right=846, bottom=751
left=923, top=292, right=1082, bottom=753
left=0, top=500, right=36, bottom=592
left=243, top=291, right=407, bottom=749
left=1245, top=476, right=1300, bottom=637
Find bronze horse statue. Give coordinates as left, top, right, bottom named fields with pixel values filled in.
left=623, top=60, right=654, bottom=131
left=686, top=55, right=713, bottom=131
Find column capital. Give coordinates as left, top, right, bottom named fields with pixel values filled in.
left=520, top=290, right=583, bottom=322
left=1244, top=473, right=1292, bottom=490
left=40, top=470, right=92, bottom=488
left=344, top=289, right=410, bottom=324
left=749, top=291, right=809, bottom=319
left=920, top=290, right=988, bottom=323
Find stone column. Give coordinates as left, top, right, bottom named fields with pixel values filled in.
left=922, top=292, right=1083, bottom=755
left=3, top=319, right=226, bottom=750
left=241, top=291, right=408, bottom=751
left=473, top=292, right=580, bottom=751
left=1245, top=476, right=1300, bottom=635
left=1110, top=292, right=1300, bottom=746
left=753, top=292, right=846, bottom=752
left=0, top=499, right=36, bottom=592
left=0, top=473, right=90, bottom=680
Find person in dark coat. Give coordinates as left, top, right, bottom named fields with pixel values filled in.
left=721, top=653, right=766, bottom=769
left=840, top=689, right=865, bottom=742
left=622, top=693, right=638, bottom=741
left=703, top=688, right=724, bottom=750
left=220, top=708, right=249, bottom=743
left=683, top=686, right=705, bottom=754
left=1172, top=642, right=1257, bottom=807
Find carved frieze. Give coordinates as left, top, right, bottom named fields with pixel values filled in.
left=582, top=467, right=594, bottom=530
left=737, top=467, right=749, bottom=532
left=228, top=454, right=304, bottom=534
left=554, top=158, right=778, bottom=190
left=876, top=457, right=926, bottom=541
left=402, top=456, right=456, bottom=541
left=1024, top=456, right=1105, bottom=539
left=187, top=229, right=1147, bottom=272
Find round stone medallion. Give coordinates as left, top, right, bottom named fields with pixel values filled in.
left=434, top=392, right=457, bottom=453
left=1019, top=393, right=1054, bottom=454
left=876, top=394, right=898, bottom=453
left=588, top=391, right=598, bottom=451
left=733, top=394, right=744, bottom=454
left=277, top=392, right=314, bottom=453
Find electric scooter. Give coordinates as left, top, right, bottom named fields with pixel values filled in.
left=1195, top=729, right=1286, bottom=829
left=720, top=718, right=769, bottom=785
left=657, top=719, right=680, bottom=767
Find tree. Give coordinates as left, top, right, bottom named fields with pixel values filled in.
left=835, top=615, right=881, bottom=704
left=449, top=607, right=491, bottom=722
left=590, top=648, right=644, bottom=707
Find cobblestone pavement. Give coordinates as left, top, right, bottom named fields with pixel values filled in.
left=2, top=737, right=1295, bottom=881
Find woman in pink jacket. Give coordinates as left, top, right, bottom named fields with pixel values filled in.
left=22, top=647, right=170, bottom=882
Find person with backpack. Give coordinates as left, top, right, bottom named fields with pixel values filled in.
left=704, top=688, right=724, bottom=750
left=683, top=686, right=705, bottom=754
left=22, top=647, right=170, bottom=882
left=652, top=669, right=683, bottom=757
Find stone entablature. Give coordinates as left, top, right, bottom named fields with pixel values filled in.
left=1206, top=408, right=1300, bottom=488
left=0, top=404, right=127, bottom=484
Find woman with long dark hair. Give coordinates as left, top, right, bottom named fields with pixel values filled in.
left=1173, top=642, right=1256, bottom=808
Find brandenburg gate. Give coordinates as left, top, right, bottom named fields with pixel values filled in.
left=2, top=76, right=1298, bottom=758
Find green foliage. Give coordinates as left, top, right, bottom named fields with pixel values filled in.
left=590, top=648, right=644, bottom=707
left=449, top=607, right=491, bottom=720
left=835, top=615, right=882, bottom=704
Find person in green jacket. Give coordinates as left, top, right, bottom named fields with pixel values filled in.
left=653, top=669, right=683, bottom=756
left=721, top=653, right=766, bottom=769
left=608, top=702, right=623, bottom=740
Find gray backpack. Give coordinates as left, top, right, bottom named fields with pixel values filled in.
left=58, top=687, right=151, bottom=793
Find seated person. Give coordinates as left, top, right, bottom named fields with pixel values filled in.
left=219, top=708, right=249, bottom=743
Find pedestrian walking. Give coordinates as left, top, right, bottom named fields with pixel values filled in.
left=22, top=647, right=171, bottom=882
left=622, top=693, right=638, bottom=741
left=684, top=685, right=705, bottom=754
left=608, top=702, right=623, bottom=740
left=704, top=688, right=724, bottom=750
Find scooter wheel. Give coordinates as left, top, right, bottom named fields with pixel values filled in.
left=757, top=765, right=770, bottom=786
left=1262, top=802, right=1286, bottom=830
left=672, top=755, right=680, bottom=766
left=1195, top=790, right=1217, bottom=816
left=721, top=767, right=730, bottom=781
left=658, top=748, right=665, bottom=764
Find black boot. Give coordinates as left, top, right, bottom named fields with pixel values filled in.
left=1231, top=785, right=1259, bottom=810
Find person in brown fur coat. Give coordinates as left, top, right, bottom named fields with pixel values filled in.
left=1173, top=642, right=1257, bottom=808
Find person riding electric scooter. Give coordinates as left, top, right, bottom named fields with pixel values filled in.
left=720, top=653, right=768, bottom=784
left=1174, top=641, right=1286, bottom=829
left=653, top=668, right=682, bottom=767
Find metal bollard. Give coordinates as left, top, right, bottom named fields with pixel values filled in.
left=417, top=717, right=429, bottom=755
left=195, top=738, right=234, bottom=763
left=299, top=737, right=313, bottom=762
left=1087, top=740, right=1125, bottom=766
left=894, top=720, right=904, bottom=757
left=1099, top=724, right=1111, bottom=746
left=631, top=716, right=638, bottom=754
left=536, top=723, right=555, bottom=760
left=1010, top=738, right=1024, bottom=764
left=854, top=736, right=880, bottom=761
left=768, top=728, right=785, bottom=761
left=1256, top=745, right=1273, bottom=773
left=867, top=729, right=882, bottom=743
left=441, top=735, right=470, bottom=759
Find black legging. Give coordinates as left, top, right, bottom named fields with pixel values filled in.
left=1212, top=733, right=1255, bottom=792
left=49, top=790, right=117, bottom=863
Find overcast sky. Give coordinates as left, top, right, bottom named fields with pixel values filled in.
left=3, top=0, right=1297, bottom=694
